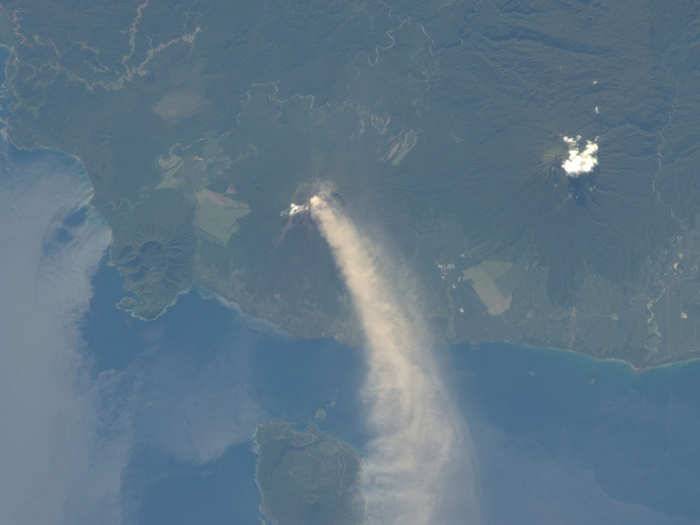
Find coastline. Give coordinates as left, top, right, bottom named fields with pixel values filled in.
left=471, top=339, right=700, bottom=375
left=2, top=117, right=694, bottom=374
left=1, top=40, right=698, bottom=375
left=194, top=285, right=700, bottom=374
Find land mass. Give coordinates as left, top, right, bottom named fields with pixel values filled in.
left=3, top=1, right=700, bottom=369
left=254, top=421, right=364, bottom=525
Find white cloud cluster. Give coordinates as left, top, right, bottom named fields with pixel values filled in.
left=0, top=158, right=128, bottom=525
left=562, top=135, right=599, bottom=177
left=288, top=202, right=309, bottom=216
left=310, top=193, right=481, bottom=525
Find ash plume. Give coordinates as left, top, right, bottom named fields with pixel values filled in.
left=309, top=192, right=480, bottom=525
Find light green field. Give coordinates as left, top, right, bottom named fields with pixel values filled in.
left=463, top=260, right=513, bottom=316
left=194, top=189, right=250, bottom=246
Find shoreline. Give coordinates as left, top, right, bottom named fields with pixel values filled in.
left=193, top=283, right=700, bottom=374
left=2, top=42, right=698, bottom=376
left=104, top=267, right=700, bottom=376
left=469, top=339, right=700, bottom=375
left=6, top=120, right=697, bottom=375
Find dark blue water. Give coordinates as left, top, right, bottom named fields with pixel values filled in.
left=446, top=344, right=700, bottom=523
left=124, top=443, right=261, bottom=525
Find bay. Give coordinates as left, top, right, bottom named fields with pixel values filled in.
left=82, top=255, right=700, bottom=523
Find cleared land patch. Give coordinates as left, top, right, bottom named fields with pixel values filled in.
left=194, top=189, right=250, bottom=246
left=463, top=260, right=513, bottom=316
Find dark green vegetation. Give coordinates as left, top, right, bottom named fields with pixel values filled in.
left=254, top=422, right=364, bottom=525
left=3, top=0, right=700, bottom=368
left=109, top=188, right=195, bottom=319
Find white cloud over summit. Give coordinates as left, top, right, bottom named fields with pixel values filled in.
left=562, top=135, right=599, bottom=177
left=287, top=202, right=309, bottom=216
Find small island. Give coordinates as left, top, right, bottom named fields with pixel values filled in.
left=254, top=422, right=364, bottom=525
